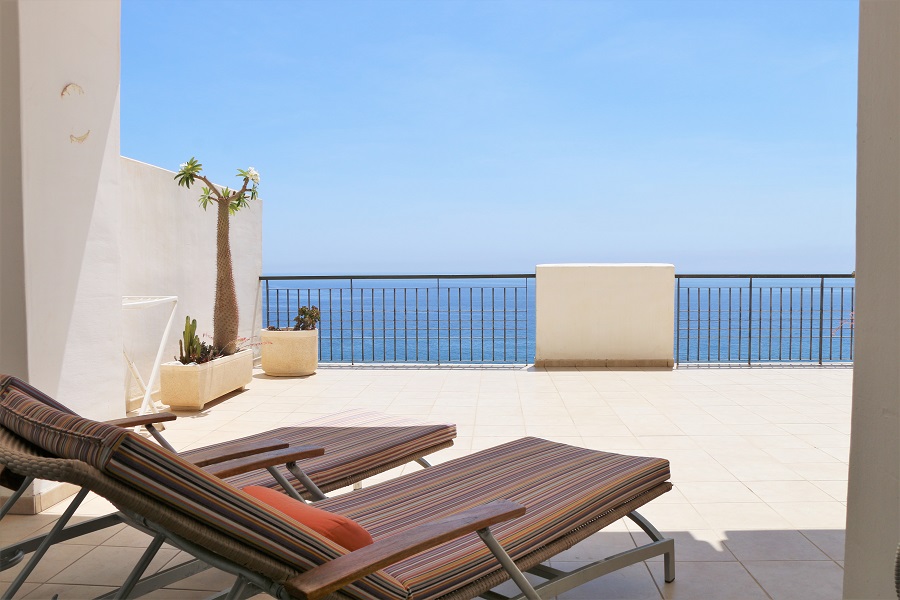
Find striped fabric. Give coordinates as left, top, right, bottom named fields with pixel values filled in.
left=0, top=380, right=407, bottom=598
left=188, top=411, right=456, bottom=494
left=316, top=437, right=671, bottom=600
left=0, top=376, right=77, bottom=415
left=0, top=389, right=127, bottom=468
left=104, top=432, right=408, bottom=600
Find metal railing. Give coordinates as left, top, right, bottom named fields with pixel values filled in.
left=261, top=272, right=855, bottom=366
left=675, top=274, right=855, bottom=365
left=261, top=274, right=536, bottom=364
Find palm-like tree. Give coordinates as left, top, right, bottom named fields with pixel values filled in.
left=175, top=158, right=259, bottom=355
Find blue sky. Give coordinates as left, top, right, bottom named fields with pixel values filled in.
left=122, top=1, right=858, bottom=275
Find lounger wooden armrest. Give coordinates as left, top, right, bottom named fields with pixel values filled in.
left=183, top=439, right=291, bottom=467
left=284, top=500, right=527, bottom=600
left=203, top=446, right=326, bottom=479
left=104, top=412, right=178, bottom=428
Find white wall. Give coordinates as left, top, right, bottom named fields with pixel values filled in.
left=7, top=0, right=123, bottom=422
left=534, top=264, right=675, bottom=367
left=0, top=0, right=123, bottom=506
left=842, top=2, right=900, bottom=597
left=0, top=1, right=263, bottom=511
left=119, top=158, right=263, bottom=404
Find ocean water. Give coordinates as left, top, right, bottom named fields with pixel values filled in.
left=262, top=276, right=855, bottom=364
left=675, top=277, right=855, bottom=364
left=263, top=278, right=536, bottom=364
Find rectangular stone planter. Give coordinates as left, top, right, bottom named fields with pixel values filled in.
left=160, top=348, right=253, bottom=410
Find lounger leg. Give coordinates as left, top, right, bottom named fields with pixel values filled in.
left=2, top=513, right=124, bottom=573
left=285, top=462, right=327, bottom=501
left=145, top=424, right=176, bottom=452
left=477, top=528, right=542, bottom=600
left=224, top=575, right=249, bottom=600
left=266, top=466, right=306, bottom=502
left=0, top=476, right=34, bottom=521
left=628, top=510, right=675, bottom=582
left=4, top=487, right=90, bottom=598
left=113, top=533, right=166, bottom=600
left=415, top=457, right=433, bottom=468
left=0, top=476, right=35, bottom=570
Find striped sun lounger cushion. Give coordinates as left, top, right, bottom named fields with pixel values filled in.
left=0, top=388, right=128, bottom=468
left=0, top=376, right=77, bottom=415
left=182, top=410, right=456, bottom=495
left=316, top=437, right=671, bottom=600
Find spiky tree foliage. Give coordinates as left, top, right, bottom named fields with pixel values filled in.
left=175, top=158, right=259, bottom=355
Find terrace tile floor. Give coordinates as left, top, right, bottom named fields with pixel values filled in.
left=2, top=365, right=852, bottom=599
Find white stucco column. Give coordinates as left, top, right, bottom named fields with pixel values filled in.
left=14, top=0, right=123, bottom=420
left=0, top=1, right=29, bottom=379
left=842, top=2, right=900, bottom=598
left=534, top=264, right=675, bottom=368
left=0, top=0, right=123, bottom=511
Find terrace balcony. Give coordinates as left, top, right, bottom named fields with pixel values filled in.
left=3, top=365, right=851, bottom=599
left=0, top=1, right=896, bottom=599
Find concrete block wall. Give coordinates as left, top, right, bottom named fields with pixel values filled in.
left=534, top=264, right=675, bottom=368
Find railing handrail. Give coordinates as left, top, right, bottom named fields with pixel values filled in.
left=260, top=274, right=536, bottom=281
left=676, top=273, right=854, bottom=279
left=262, top=273, right=853, bottom=281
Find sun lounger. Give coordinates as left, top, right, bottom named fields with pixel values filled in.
left=0, top=375, right=456, bottom=504
left=0, top=378, right=674, bottom=600
left=0, top=375, right=455, bottom=591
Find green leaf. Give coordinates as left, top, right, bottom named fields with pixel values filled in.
left=174, top=157, right=202, bottom=188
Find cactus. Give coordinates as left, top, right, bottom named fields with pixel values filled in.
left=293, top=305, right=321, bottom=331
left=177, top=316, right=217, bottom=364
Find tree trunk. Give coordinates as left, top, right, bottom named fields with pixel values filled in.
left=213, top=199, right=239, bottom=354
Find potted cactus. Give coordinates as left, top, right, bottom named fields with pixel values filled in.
left=260, top=305, right=321, bottom=376
left=159, top=159, right=259, bottom=409
left=161, top=317, right=253, bottom=409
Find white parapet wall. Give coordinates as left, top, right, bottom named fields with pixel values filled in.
left=120, top=158, right=263, bottom=409
left=534, top=264, right=675, bottom=368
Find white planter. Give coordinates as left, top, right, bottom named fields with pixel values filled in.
left=260, top=329, right=318, bottom=377
left=160, top=349, right=253, bottom=410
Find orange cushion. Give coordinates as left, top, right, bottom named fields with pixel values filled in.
left=242, top=485, right=373, bottom=551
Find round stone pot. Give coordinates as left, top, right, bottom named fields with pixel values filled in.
left=260, top=329, right=318, bottom=376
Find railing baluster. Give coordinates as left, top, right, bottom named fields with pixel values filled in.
left=503, top=288, right=508, bottom=362
left=748, top=277, right=754, bottom=366
left=767, top=288, right=772, bottom=361
left=675, top=278, right=681, bottom=364
left=514, top=285, right=519, bottom=363
left=686, top=287, right=692, bottom=362
left=717, top=288, right=722, bottom=362
left=458, top=287, right=463, bottom=361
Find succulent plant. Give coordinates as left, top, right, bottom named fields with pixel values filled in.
left=177, top=316, right=218, bottom=364
left=175, top=158, right=260, bottom=355
left=293, top=306, right=321, bottom=331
